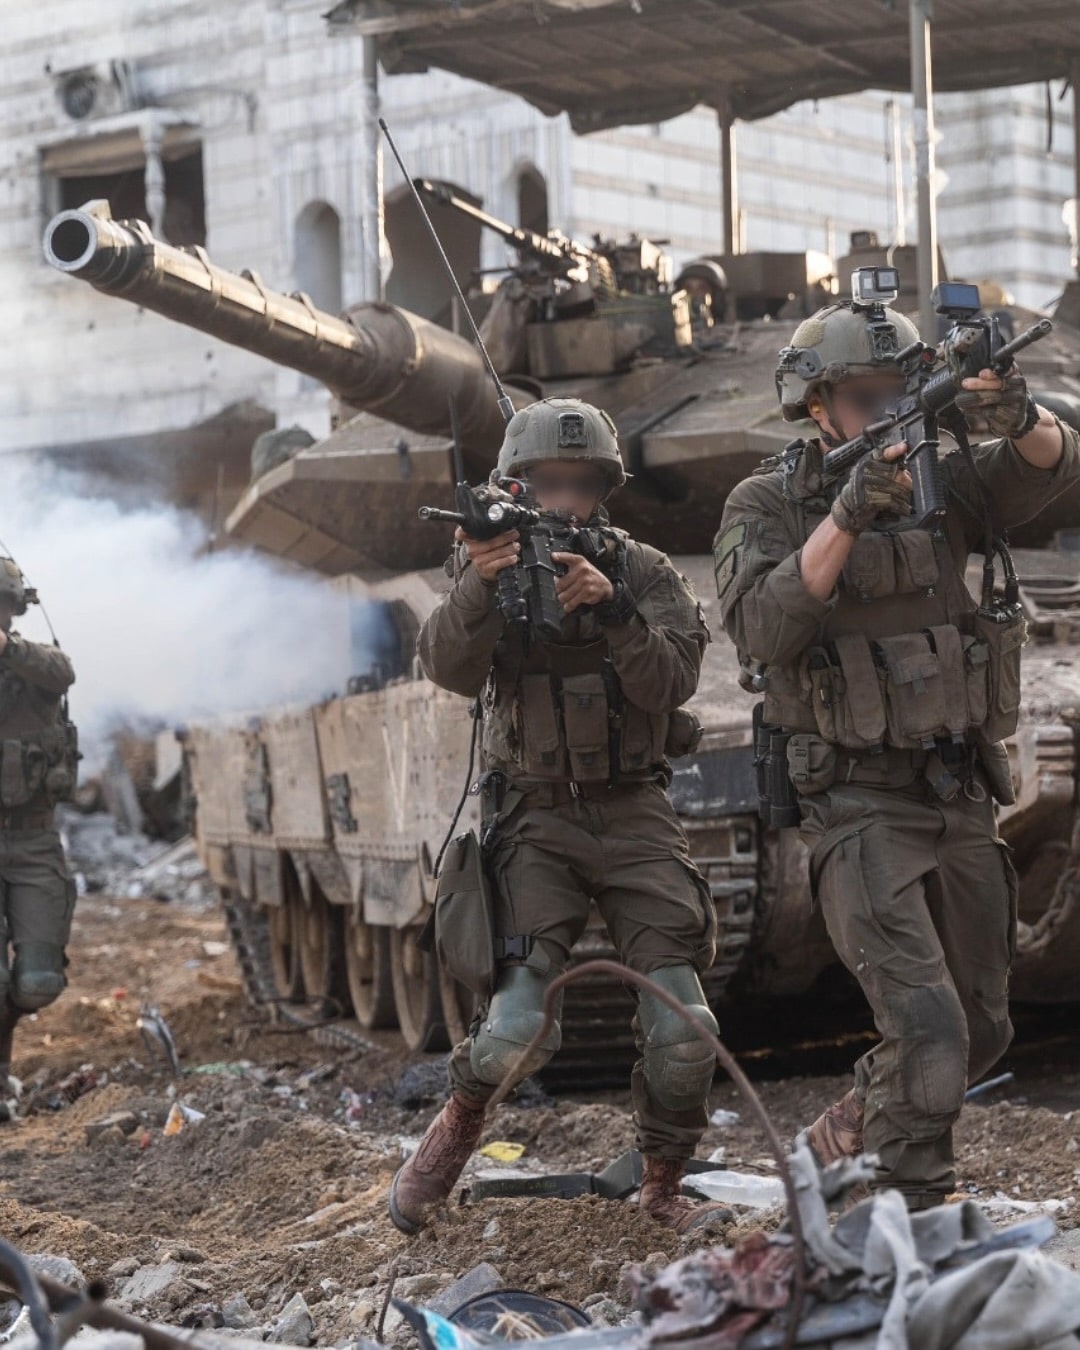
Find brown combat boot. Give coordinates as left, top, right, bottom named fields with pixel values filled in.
left=388, top=1092, right=487, bottom=1234
left=638, top=1156, right=734, bottom=1235
left=804, top=1088, right=864, bottom=1166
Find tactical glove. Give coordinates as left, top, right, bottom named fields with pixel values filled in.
left=830, top=447, right=912, bottom=536
left=955, top=366, right=1040, bottom=440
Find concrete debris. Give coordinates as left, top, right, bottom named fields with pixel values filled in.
left=59, top=809, right=213, bottom=908
left=427, top=1264, right=506, bottom=1318
left=220, top=1294, right=257, bottom=1329
left=85, top=1112, right=140, bottom=1144
left=267, top=1293, right=314, bottom=1346
left=119, top=1261, right=183, bottom=1306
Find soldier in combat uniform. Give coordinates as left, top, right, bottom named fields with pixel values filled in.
left=0, top=559, right=78, bottom=1099
left=390, top=399, right=728, bottom=1235
left=715, top=297, right=1080, bottom=1209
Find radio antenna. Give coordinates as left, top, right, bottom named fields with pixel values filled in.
left=379, top=118, right=515, bottom=425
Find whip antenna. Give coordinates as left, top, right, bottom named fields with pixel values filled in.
left=0, top=532, right=60, bottom=648
left=379, top=118, right=515, bottom=425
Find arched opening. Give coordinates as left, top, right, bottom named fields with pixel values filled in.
left=517, top=164, right=549, bottom=236
left=294, top=201, right=343, bottom=314
left=384, top=180, right=483, bottom=328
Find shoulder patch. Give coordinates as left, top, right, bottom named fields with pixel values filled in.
left=713, top=522, right=747, bottom=599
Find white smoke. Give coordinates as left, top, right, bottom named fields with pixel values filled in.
left=3, top=464, right=352, bottom=760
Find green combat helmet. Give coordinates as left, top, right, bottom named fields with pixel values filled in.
left=775, top=301, right=921, bottom=421
left=496, top=398, right=626, bottom=491
left=0, top=559, right=32, bottom=616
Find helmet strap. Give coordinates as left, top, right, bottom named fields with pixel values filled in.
left=814, top=386, right=845, bottom=450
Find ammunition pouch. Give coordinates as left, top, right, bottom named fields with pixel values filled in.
left=752, top=703, right=801, bottom=827
left=433, top=829, right=497, bottom=1000
left=0, top=724, right=78, bottom=809
left=800, top=623, right=1012, bottom=752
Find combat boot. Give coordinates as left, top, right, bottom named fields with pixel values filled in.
left=388, top=1091, right=487, bottom=1234
left=638, top=1156, right=734, bottom=1234
left=804, top=1088, right=864, bottom=1166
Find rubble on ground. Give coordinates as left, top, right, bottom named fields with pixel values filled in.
left=59, top=809, right=214, bottom=908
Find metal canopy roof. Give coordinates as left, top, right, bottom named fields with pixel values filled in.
left=328, top=0, right=1080, bottom=130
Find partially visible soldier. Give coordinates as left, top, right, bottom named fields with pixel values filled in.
left=390, top=399, right=725, bottom=1236
left=0, top=559, right=78, bottom=1100
left=715, top=294, right=1080, bottom=1210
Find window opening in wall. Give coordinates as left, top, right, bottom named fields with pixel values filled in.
left=517, top=164, right=549, bottom=235
left=52, top=146, right=206, bottom=246
left=385, top=180, right=482, bottom=328
left=295, top=201, right=343, bottom=314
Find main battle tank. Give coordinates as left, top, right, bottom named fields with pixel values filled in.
left=43, top=201, right=1080, bottom=1070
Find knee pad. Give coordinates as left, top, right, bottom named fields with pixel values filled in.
left=638, top=965, right=718, bottom=1112
left=470, top=965, right=563, bottom=1086
left=11, top=944, right=66, bottom=1012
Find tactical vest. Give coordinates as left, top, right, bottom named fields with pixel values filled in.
left=0, top=666, right=79, bottom=810
left=754, top=442, right=1023, bottom=750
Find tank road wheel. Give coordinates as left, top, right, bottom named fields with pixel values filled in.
left=390, top=926, right=449, bottom=1052
left=296, top=887, right=348, bottom=1015
left=268, top=902, right=305, bottom=1003
left=345, top=913, right=397, bottom=1030
left=439, top=966, right=479, bottom=1047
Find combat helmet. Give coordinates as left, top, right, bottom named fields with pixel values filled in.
left=496, top=398, right=626, bottom=491
left=0, top=559, right=31, bottom=616
left=776, top=302, right=920, bottom=422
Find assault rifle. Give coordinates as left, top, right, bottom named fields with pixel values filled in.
left=420, top=479, right=614, bottom=642
left=818, top=274, right=1053, bottom=527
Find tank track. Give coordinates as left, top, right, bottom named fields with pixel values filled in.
left=220, top=889, right=377, bottom=1055
left=218, top=859, right=755, bottom=1087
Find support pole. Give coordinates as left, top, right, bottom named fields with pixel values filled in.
left=910, top=0, right=938, bottom=338
left=361, top=36, right=385, bottom=302
left=718, top=98, right=739, bottom=256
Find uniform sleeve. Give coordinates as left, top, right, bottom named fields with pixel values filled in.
left=599, top=547, right=708, bottom=713
left=715, top=476, right=832, bottom=667
left=417, top=550, right=504, bottom=698
left=946, top=417, right=1080, bottom=543
left=1, top=636, right=74, bottom=695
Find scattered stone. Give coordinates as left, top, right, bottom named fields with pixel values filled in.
left=166, top=1247, right=207, bottom=1264
left=27, top=1255, right=86, bottom=1287
left=394, top=1274, right=448, bottom=1301
left=267, top=1293, right=314, bottom=1346
left=85, top=1113, right=139, bottom=1144
left=90, top=1125, right=128, bottom=1150
left=427, top=1263, right=505, bottom=1317
left=119, top=1261, right=182, bottom=1306
left=347, top=1302, right=375, bottom=1332
left=107, top=1258, right=141, bottom=1281
left=221, top=1294, right=257, bottom=1330
left=481, top=1219, right=501, bottom=1241
left=535, top=1270, right=562, bottom=1291
left=586, top=1298, right=624, bottom=1327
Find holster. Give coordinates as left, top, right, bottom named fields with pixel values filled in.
left=752, top=703, right=801, bottom=828
left=433, top=828, right=497, bottom=1001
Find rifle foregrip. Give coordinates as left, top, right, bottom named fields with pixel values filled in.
left=497, top=565, right=528, bottom=626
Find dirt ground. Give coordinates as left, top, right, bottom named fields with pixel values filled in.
left=1, top=890, right=1079, bottom=1345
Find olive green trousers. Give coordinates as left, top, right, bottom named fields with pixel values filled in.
left=799, top=775, right=1015, bottom=1205
left=448, top=781, right=718, bottom=1159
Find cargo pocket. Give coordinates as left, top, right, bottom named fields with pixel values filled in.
left=434, top=830, right=496, bottom=999
left=876, top=632, right=945, bottom=747
left=786, top=734, right=837, bottom=796
left=561, top=673, right=609, bottom=782
left=676, top=854, right=717, bottom=974
left=0, top=741, right=35, bottom=808
left=804, top=647, right=839, bottom=743
left=973, top=609, right=1026, bottom=742
left=519, top=673, right=566, bottom=778
left=927, top=625, right=968, bottom=739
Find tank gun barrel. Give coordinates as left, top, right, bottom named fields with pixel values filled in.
left=416, top=178, right=595, bottom=278
left=42, top=200, right=514, bottom=450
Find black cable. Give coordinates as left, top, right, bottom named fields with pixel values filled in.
left=433, top=699, right=481, bottom=878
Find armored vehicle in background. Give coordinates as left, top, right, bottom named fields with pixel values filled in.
left=43, top=200, right=1080, bottom=1067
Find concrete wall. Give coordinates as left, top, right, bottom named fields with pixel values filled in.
left=1, top=0, right=1074, bottom=466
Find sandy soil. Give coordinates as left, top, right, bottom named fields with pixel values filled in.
left=0, top=891, right=1077, bottom=1344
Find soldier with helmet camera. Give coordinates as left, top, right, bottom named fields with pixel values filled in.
left=0, top=558, right=78, bottom=1105
left=389, top=398, right=728, bottom=1236
left=715, top=269, right=1079, bottom=1209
